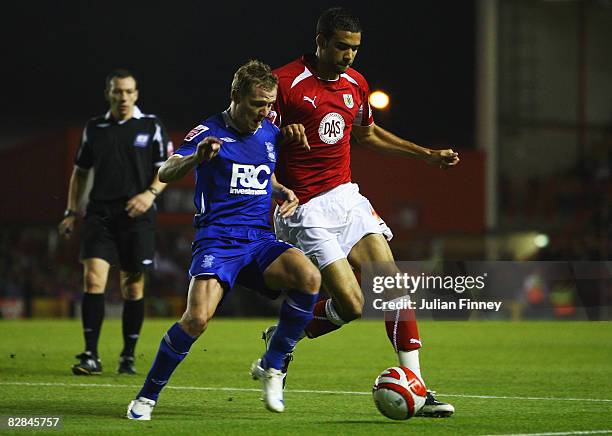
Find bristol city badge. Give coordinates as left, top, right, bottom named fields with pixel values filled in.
left=343, top=93, right=354, bottom=109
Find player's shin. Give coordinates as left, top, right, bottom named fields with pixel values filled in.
left=263, top=290, right=318, bottom=370
left=136, top=322, right=195, bottom=402
left=384, top=307, right=423, bottom=381
left=304, top=298, right=345, bottom=338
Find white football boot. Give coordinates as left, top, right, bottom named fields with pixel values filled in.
left=250, top=359, right=285, bottom=413
left=261, top=325, right=294, bottom=387
left=126, top=397, right=156, bottom=420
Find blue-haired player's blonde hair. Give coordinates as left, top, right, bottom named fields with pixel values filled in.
left=231, top=60, right=278, bottom=99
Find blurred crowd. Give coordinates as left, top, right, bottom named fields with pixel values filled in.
left=0, top=224, right=280, bottom=319
left=1, top=130, right=610, bottom=319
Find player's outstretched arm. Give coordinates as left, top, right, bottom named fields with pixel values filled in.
left=271, top=174, right=299, bottom=218
left=158, top=136, right=222, bottom=183
left=351, top=123, right=459, bottom=169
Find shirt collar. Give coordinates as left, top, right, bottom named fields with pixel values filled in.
left=104, top=105, right=144, bottom=124
left=222, top=108, right=239, bottom=130
left=301, top=54, right=340, bottom=82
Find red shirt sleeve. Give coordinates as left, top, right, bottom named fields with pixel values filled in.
left=355, top=75, right=374, bottom=127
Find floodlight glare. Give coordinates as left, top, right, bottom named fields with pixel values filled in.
left=369, top=91, right=390, bottom=109
left=534, top=234, right=549, bottom=248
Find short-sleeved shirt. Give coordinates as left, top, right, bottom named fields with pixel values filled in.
left=75, top=106, right=171, bottom=203
left=174, top=111, right=282, bottom=235
left=272, top=54, right=374, bottom=204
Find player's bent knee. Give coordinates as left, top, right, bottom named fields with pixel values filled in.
left=299, top=265, right=321, bottom=294
left=180, top=312, right=209, bottom=337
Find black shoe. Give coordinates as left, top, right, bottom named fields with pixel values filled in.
left=72, top=352, right=102, bottom=375
left=415, top=390, right=455, bottom=417
left=117, top=355, right=137, bottom=375
left=261, top=326, right=293, bottom=387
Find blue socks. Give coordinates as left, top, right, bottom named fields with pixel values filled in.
left=137, top=322, right=195, bottom=402
left=264, top=290, right=318, bottom=370
left=136, top=291, right=318, bottom=401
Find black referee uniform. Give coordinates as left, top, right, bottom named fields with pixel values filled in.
left=75, top=106, right=170, bottom=272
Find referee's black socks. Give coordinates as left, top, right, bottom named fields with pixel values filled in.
left=82, top=293, right=105, bottom=357
left=121, top=299, right=144, bottom=357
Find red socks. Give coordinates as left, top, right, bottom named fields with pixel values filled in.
left=384, top=307, right=422, bottom=352
left=304, top=299, right=343, bottom=338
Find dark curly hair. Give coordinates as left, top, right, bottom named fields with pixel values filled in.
left=316, top=7, right=362, bottom=39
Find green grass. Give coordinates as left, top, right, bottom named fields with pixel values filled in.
left=0, top=319, right=611, bottom=435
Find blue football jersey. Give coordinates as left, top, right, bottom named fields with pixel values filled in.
left=175, top=111, right=281, bottom=230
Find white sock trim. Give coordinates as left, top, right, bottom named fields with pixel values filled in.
left=325, top=299, right=346, bottom=326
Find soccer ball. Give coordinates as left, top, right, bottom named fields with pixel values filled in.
left=372, top=366, right=427, bottom=420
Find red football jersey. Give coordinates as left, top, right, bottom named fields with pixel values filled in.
left=273, top=55, right=374, bottom=204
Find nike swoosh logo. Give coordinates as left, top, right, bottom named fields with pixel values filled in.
left=130, top=410, right=143, bottom=419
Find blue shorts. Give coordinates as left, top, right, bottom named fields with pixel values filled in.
left=190, top=226, right=293, bottom=296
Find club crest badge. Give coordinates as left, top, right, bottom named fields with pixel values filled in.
left=343, top=94, right=354, bottom=109
left=202, top=255, right=215, bottom=268
left=133, top=134, right=150, bottom=147
left=265, top=141, right=276, bottom=162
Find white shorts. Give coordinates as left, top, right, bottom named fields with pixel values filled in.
left=274, top=182, right=393, bottom=269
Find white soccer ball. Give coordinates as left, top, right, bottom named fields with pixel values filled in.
left=372, top=366, right=427, bottom=420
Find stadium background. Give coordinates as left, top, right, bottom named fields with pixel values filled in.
left=1, top=0, right=611, bottom=321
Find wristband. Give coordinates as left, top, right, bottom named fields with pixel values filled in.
left=147, top=187, right=160, bottom=197
left=63, top=209, right=76, bottom=218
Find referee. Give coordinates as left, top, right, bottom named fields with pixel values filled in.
left=58, top=69, right=170, bottom=375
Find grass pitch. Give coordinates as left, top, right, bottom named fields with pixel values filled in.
left=0, top=319, right=611, bottom=435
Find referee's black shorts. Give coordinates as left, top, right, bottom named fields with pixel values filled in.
left=80, top=201, right=156, bottom=272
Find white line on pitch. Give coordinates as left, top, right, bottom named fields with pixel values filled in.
left=442, top=393, right=612, bottom=403
left=482, top=430, right=612, bottom=436
left=0, top=382, right=611, bottom=404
